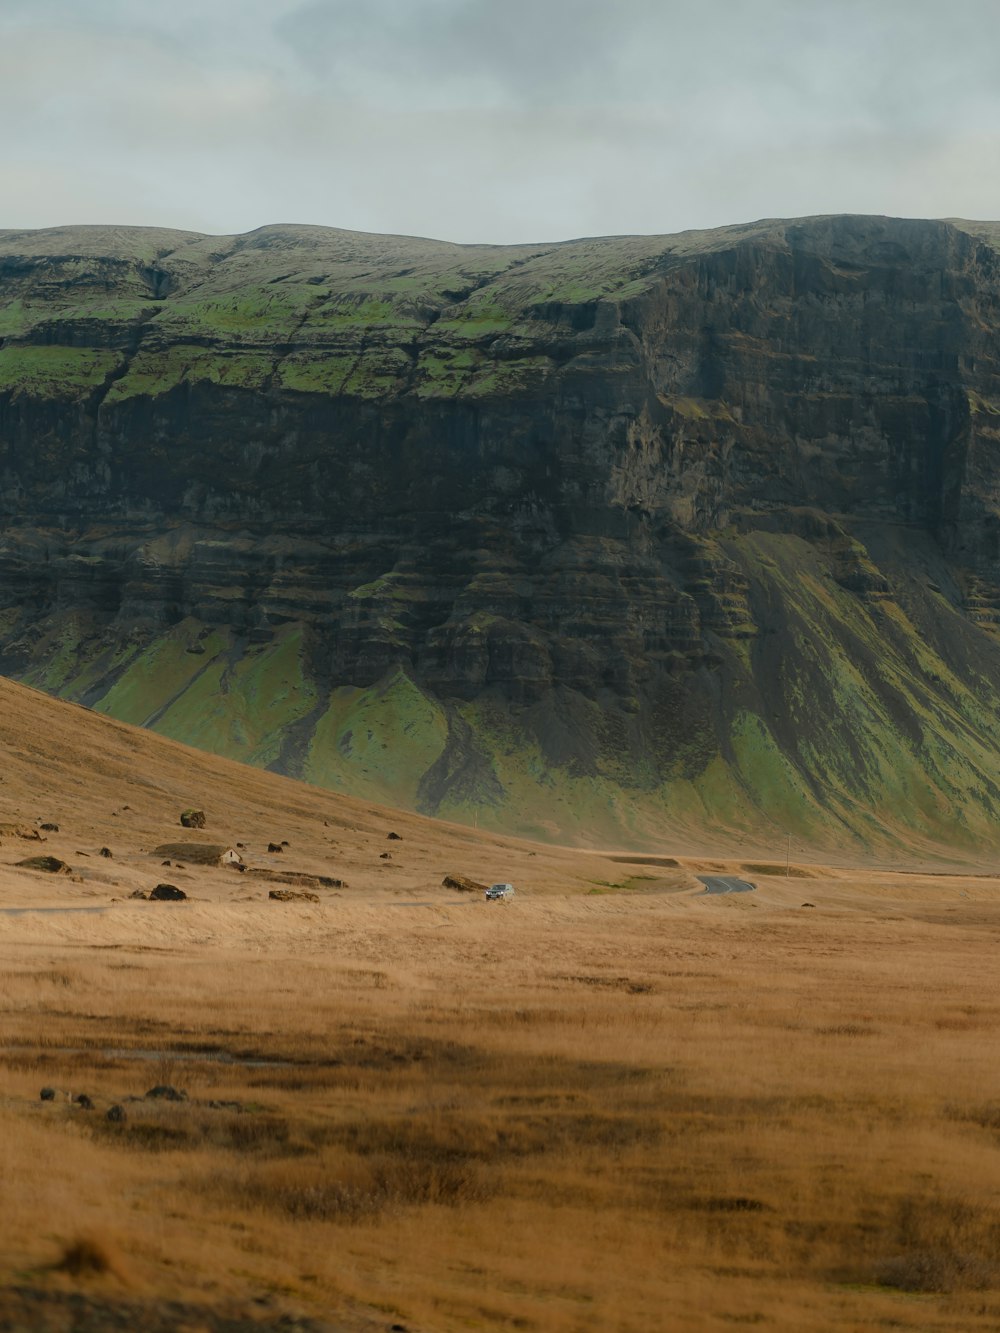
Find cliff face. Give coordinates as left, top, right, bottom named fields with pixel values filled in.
left=2, top=214, right=1000, bottom=851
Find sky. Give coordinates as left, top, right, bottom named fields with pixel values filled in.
left=2, top=0, right=999, bottom=244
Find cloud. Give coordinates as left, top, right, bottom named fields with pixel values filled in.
left=2, top=0, right=1000, bottom=241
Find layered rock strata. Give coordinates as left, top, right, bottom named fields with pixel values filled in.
left=2, top=215, right=1000, bottom=849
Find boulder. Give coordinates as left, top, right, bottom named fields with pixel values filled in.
left=387, top=831, right=402, bottom=841
left=443, top=874, right=488, bottom=893
left=179, top=809, right=206, bottom=829
left=99, top=847, right=113, bottom=858
left=106, top=1104, right=127, bottom=1123
left=39, top=822, right=59, bottom=832
left=73, top=1093, right=94, bottom=1110
left=150, top=883, right=187, bottom=901
left=267, top=842, right=283, bottom=853
left=40, top=1087, right=55, bottom=1101
left=269, top=889, right=320, bottom=902
left=16, top=855, right=70, bottom=874
left=245, top=869, right=344, bottom=888
left=145, top=1085, right=187, bottom=1101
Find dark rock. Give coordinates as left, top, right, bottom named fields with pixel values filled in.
left=106, top=1104, right=127, bottom=1123
left=39, top=1087, right=55, bottom=1101
left=161, top=859, right=171, bottom=866
left=268, top=889, right=320, bottom=902
left=39, top=822, right=59, bottom=832
left=380, top=852, right=392, bottom=859
left=179, top=809, right=206, bottom=829
left=801, top=902, right=816, bottom=908
left=244, top=868, right=344, bottom=888
left=442, top=874, right=488, bottom=893
left=153, top=842, right=236, bottom=866
left=15, top=855, right=70, bottom=874
left=267, top=842, right=283, bottom=853
left=144, top=1085, right=187, bottom=1101
left=73, top=1093, right=93, bottom=1110
left=99, top=847, right=113, bottom=858
left=150, top=883, right=187, bottom=901
left=387, top=832, right=402, bottom=841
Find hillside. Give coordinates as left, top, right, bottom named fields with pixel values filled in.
left=2, top=215, right=1000, bottom=851
left=0, top=673, right=651, bottom=906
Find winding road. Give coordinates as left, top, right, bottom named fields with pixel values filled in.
left=698, top=875, right=756, bottom=895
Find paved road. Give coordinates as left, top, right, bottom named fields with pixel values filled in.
left=698, top=875, right=756, bottom=895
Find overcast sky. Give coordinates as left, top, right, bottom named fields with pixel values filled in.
left=3, top=0, right=999, bottom=244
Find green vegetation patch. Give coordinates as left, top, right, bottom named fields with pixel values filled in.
left=105, top=347, right=275, bottom=400
left=278, top=348, right=412, bottom=398
left=458, top=356, right=555, bottom=399
left=276, top=352, right=356, bottom=395
left=309, top=295, right=423, bottom=331
left=89, top=623, right=318, bottom=768
left=304, top=667, right=449, bottom=808
left=0, top=300, right=33, bottom=338
left=729, top=711, right=820, bottom=838
left=92, top=622, right=230, bottom=727
left=157, top=286, right=317, bottom=337
left=414, top=347, right=481, bottom=398
left=0, top=345, right=122, bottom=397
left=152, top=626, right=318, bottom=766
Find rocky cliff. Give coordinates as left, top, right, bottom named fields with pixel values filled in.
left=2, top=214, right=1000, bottom=852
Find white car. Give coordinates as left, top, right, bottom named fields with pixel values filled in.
left=485, top=882, right=515, bottom=901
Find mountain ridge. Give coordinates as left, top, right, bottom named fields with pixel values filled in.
left=2, top=213, right=1000, bottom=851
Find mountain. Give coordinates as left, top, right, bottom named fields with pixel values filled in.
left=2, top=214, right=1000, bottom=852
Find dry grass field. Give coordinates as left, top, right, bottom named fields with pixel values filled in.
left=3, top=678, right=1000, bottom=1331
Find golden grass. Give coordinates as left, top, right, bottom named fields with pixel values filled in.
left=4, top=889, right=1000, bottom=1330
left=3, top=674, right=1000, bottom=1327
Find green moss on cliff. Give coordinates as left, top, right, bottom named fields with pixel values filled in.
left=460, top=356, right=554, bottom=397
left=105, top=347, right=275, bottom=400
left=0, top=346, right=122, bottom=396
left=304, top=668, right=448, bottom=808
left=154, top=627, right=317, bottom=765
left=414, top=348, right=480, bottom=397
left=90, top=623, right=317, bottom=767
left=276, top=353, right=355, bottom=395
